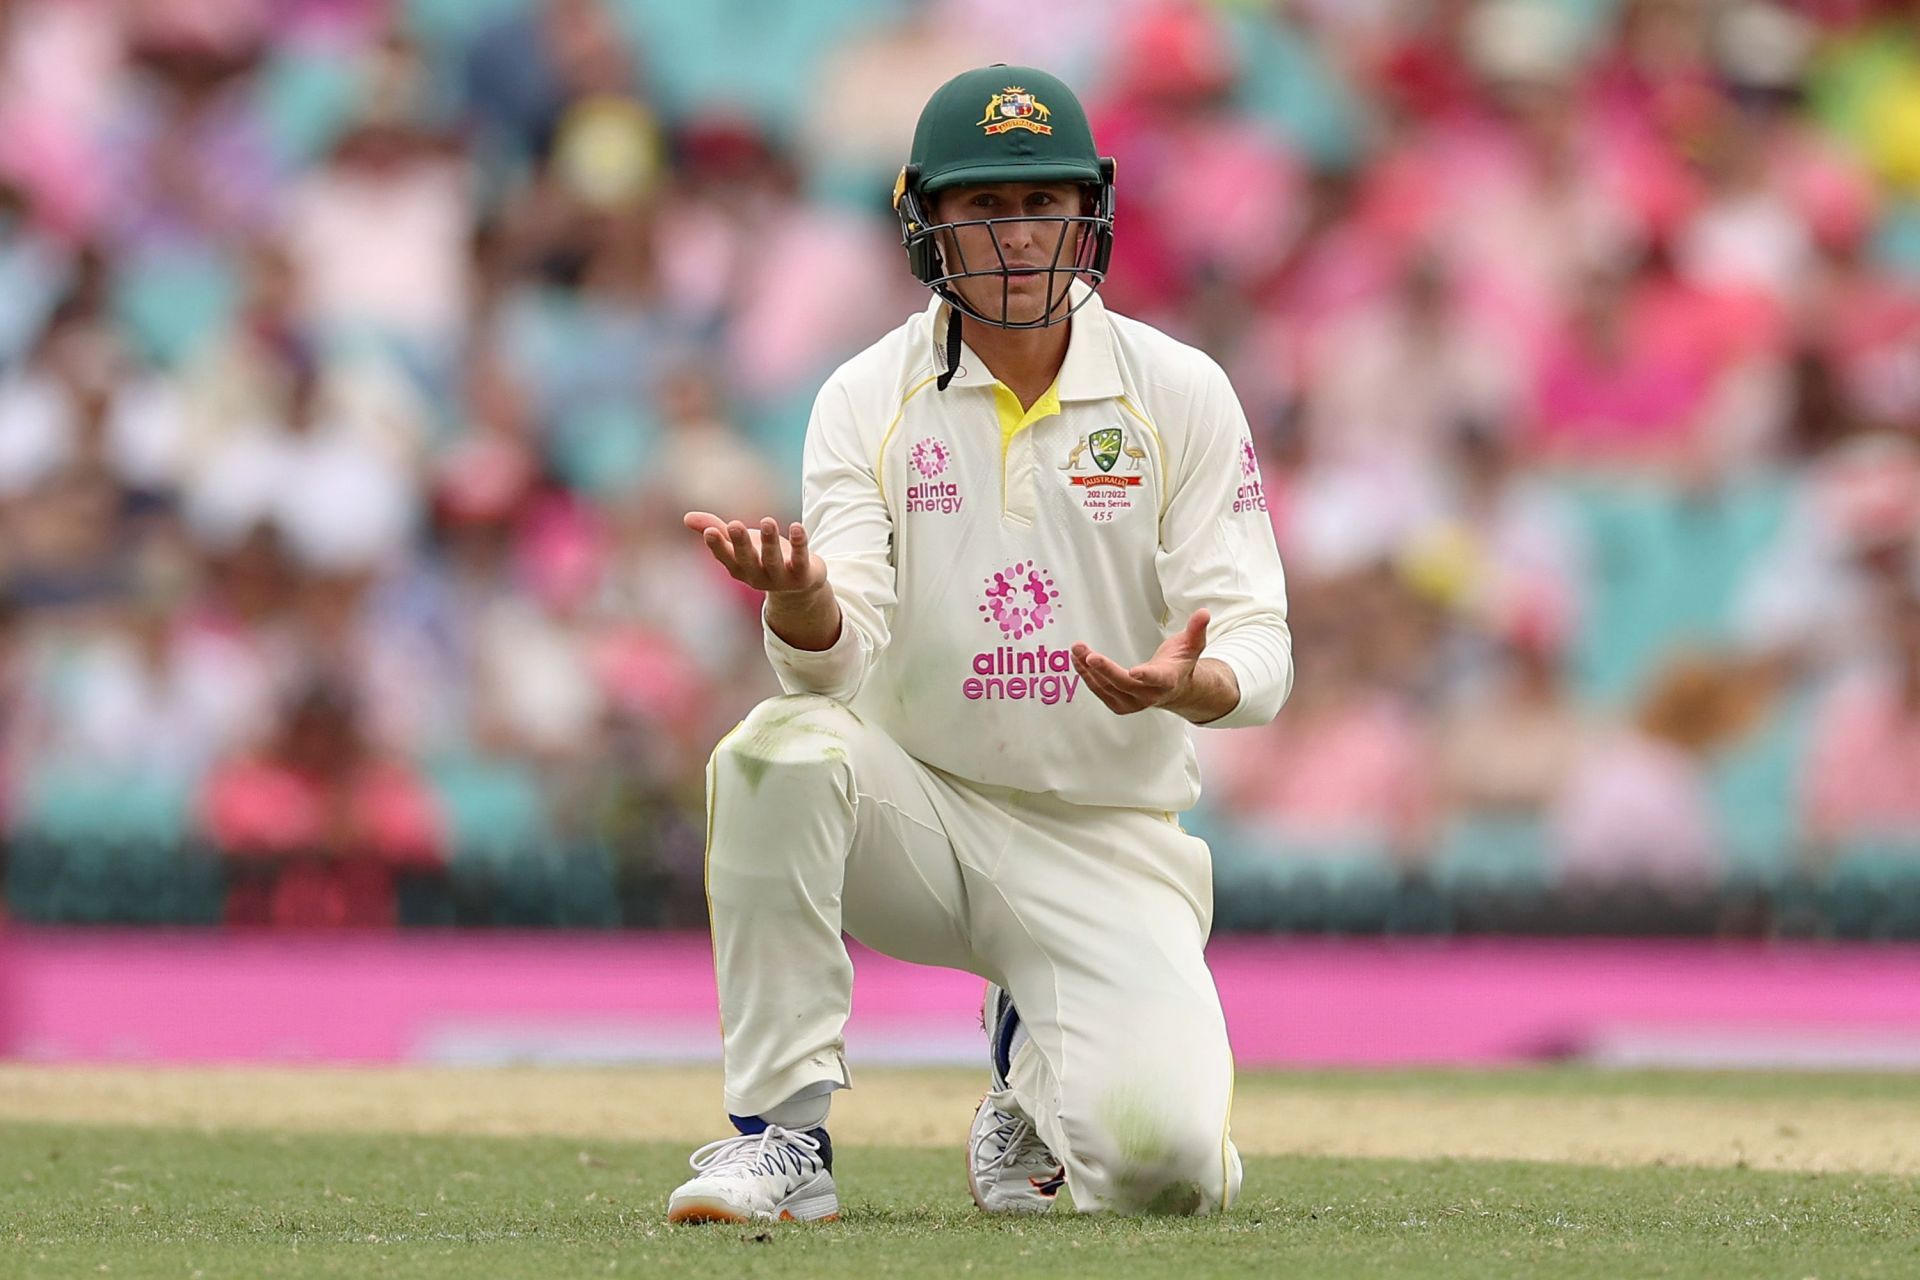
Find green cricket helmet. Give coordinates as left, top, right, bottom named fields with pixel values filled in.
left=894, top=65, right=1116, bottom=349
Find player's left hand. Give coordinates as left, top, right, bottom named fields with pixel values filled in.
left=1071, top=610, right=1209, bottom=716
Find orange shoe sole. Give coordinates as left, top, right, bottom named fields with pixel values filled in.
left=667, top=1202, right=839, bottom=1225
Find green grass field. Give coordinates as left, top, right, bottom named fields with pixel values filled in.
left=5, top=1070, right=1919, bottom=1279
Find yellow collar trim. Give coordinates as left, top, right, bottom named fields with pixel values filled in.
left=991, top=378, right=1062, bottom=458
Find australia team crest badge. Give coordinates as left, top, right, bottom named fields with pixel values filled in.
left=1059, top=424, right=1146, bottom=522
left=977, top=86, right=1054, bottom=136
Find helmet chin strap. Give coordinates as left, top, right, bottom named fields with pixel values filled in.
left=937, top=308, right=963, bottom=391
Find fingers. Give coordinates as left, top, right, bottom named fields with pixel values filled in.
left=728, top=520, right=757, bottom=567
left=1072, top=643, right=1162, bottom=715
left=758, top=517, right=783, bottom=579
left=1086, top=645, right=1174, bottom=695
left=788, top=522, right=811, bottom=580
left=688, top=512, right=735, bottom=567
left=1080, top=647, right=1134, bottom=687
left=1070, top=644, right=1125, bottom=712
left=687, top=514, right=818, bottom=592
left=697, top=521, right=738, bottom=572
left=688, top=514, right=768, bottom=585
left=1184, top=609, right=1211, bottom=649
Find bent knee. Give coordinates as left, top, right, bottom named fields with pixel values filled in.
left=1063, top=1099, right=1234, bottom=1216
left=712, top=695, right=860, bottom=774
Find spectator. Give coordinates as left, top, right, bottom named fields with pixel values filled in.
left=1803, top=591, right=1920, bottom=853
left=183, top=351, right=419, bottom=576
left=1205, top=581, right=1434, bottom=863
left=202, top=680, right=443, bottom=928
left=98, top=21, right=278, bottom=257
left=0, top=179, right=72, bottom=366
left=1550, top=655, right=1762, bottom=890
left=1305, top=253, right=1518, bottom=481
left=463, top=0, right=634, bottom=164
left=0, top=300, right=186, bottom=503
left=1736, top=432, right=1920, bottom=669
left=1438, top=591, right=1588, bottom=816
left=10, top=568, right=259, bottom=783
left=1527, top=258, right=1720, bottom=471
left=0, top=451, right=130, bottom=608
left=282, top=36, right=473, bottom=361
left=177, top=238, right=306, bottom=454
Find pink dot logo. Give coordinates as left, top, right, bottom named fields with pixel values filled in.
left=910, top=437, right=951, bottom=479
left=1240, top=437, right=1260, bottom=479
left=979, top=561, right=1060, bottom=638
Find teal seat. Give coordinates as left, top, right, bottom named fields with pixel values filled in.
left=551, top=401, right=661, bottom=499
left=554, top=842, right=621, bottom=928
left=1181, top=799, right=1235, bottom=860
left=427, top=757, right=555, bottom=924
left=108, top=837, right=181, bottom=924
left=1556, top=481, right=1673, bottom=706
left=2, top=834, right=63, bottom=922
left=20, top=767, right=194, bottom=846
left=1872, top=196, right=1920, bottom=278
left=396, top=872, right=458, bottom=927
left=15, top=769, right=208, bottom=923
left=427, top=757, right=550, bottom=858
left=1312, top=851, right=1400, bottom=935
left=1709, top=686, right=1816, bottom=886
left=1226, top=9, right=1366, bottom=168
left=113, top=248, right=239, bottom=368
left=490, top=845, right=561, bottom=926
left=1653, top=479, right=1790, bottom=647
left=23, top=834, right=223, bottom=926
left=618, top=0, right=893, bottom=126
left=403, top=0, right=532, bottom=49
left=168, top=842, right=228, bottom=925
left=1430, top=812, right=1551, bottom=896
left=253, top=46, right=361, bottom=167
left=1213, top=832, right=1396, bottom=933
left=44, top=836, right=117, bottom=924
left=1555, top=477, right=1789, bottom=707
left=741, top=380, right=818, bottom=500
left=1824, top=837, right=1920, bottom=939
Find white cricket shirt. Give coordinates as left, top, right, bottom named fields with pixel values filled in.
left=764, top=287, right=1293, bottom=812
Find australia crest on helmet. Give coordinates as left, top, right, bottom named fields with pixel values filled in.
left=977, top=86, right=1054, bottom=136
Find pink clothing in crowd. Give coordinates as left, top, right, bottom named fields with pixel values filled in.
left=202, top=757, right=443, bottom=928
left=1550, top=731, right=1720, bottom=888
left=202, top=758, right=442, bottom=866
left=1805, top=675, right=1920, bottom=842
left=1528, top=327, right=1712, bottom=465
left=1211, top=695, right=1431, bottom=849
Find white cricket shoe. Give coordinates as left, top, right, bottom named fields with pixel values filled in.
left=970, top=982, right=1064, bottom=1213
left=968, top=1091, right=1065, bottom=1214
left=666, top=1125, right=839, bottom=1224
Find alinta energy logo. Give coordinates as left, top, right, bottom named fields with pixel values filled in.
left=968, top=561, right=1081, bottom=705
left=1234, top=435, right=1268, bottom=514
left=907, top=436, right=962, bottom=514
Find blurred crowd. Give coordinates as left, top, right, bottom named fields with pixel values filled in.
left=1, top=0, right=1919, bottom=930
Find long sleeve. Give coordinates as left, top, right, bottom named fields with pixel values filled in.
left=763, top=377, right=898, bottom=701
left=1153, top=361, right=1294, bottom=728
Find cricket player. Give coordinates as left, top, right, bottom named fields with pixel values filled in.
left=668, top=64, right=1292, bottom=1222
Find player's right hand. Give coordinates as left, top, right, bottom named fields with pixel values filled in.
left=683, top=512, right=828, bottom=596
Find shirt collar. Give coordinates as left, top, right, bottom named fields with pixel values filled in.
left=924, top=282, right=1124, bottom=402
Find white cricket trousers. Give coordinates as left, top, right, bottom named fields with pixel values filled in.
left=705, top=693, right=1242, bottom=1215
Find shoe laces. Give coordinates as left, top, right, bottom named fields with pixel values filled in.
left=974, top=1107, right=1055, bottom=1175
left=688, top=1125, right=823, bottom=1180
